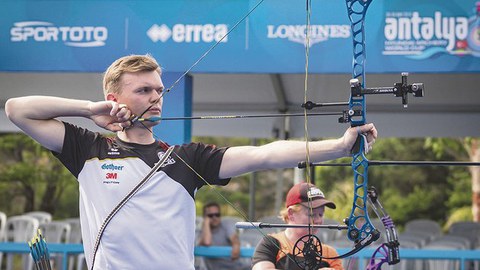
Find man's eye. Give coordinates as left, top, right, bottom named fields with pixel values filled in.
left=138, top=87, right=150, bottom=93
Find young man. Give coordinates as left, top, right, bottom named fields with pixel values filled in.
left=252, top=182, right=343, bottom=270
left=5, top=54, right=377, bottom=269
left=198, top=202, right=249, bottom=270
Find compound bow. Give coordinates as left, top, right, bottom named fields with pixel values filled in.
left=292, top=0, right=424, bottom=269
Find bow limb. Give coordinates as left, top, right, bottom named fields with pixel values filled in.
left=292, top=0, right=379, bottom=266
left=313, top=0, right=380, bottom=263
left=344, top=0, right=379, bottom=246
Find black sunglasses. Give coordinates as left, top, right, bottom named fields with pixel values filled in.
left=207, top=213, right=221, bottom=218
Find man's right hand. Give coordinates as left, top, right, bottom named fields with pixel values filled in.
left=88, top=101, right=133, bottom=132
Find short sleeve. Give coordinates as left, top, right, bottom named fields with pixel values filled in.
left=251, top=235, right=279, bottom=267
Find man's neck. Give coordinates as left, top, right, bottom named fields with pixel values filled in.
left=117, top=126, right=156, bottom=145
left=285, top=228, right=303, bottom=243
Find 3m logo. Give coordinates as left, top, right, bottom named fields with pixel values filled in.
left=147, top=23, right=228, bottom=43
left=106, top=173, right=117, bottom=179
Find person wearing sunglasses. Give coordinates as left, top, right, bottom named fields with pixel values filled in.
left=198, top=202, right=249, bottom=270
left=252, top=182, right=343, bottom=270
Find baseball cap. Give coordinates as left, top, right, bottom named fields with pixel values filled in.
left=285, top=182, right=336, bottom=209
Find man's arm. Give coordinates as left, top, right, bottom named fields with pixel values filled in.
left=197, top=217, right=213, bottom=246
left=5, top=96, right=131, bottom=152
left=219, top=123, right=377, bottom=179
left=229, top=233, right=241, bottom=260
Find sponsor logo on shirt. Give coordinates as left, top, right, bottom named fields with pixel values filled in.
left=157, top=151, right=176, bottom=167
left=101, top=163, right=124, bottom=184
left=108, top=147, right=120, bottom=156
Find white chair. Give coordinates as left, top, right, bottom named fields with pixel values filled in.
left=424, top=241, right=465, bottom=270
left=63, top=218, right=85, bottom=270
left=195, top=216, right=204, bottom=244
left=0, top=211, right=6, bottom=240
left=404, top=219, right=442, bottom=243
left=398, top=232, right=429, bottom=248
left=389, top=238, right=422, bottom=270
left=39, top=221, right=72, bottom=270
left=448, top=221, right=480, bottom=249
left=5, top=215, right=39, bottom=270
left=0, top=211, right=7, bottom=269
left=24, top=211, right=52, bottom=224
left=64, top=218, right=82, bottom=244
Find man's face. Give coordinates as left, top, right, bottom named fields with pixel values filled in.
left=205, top=206, right=222, bottom=227
left=291, top=205, right=325, bottom=234
left=114, top=70, right=164, bottom=126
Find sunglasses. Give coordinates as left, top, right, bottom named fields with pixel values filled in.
left=206, top=213, right=221, bottom=218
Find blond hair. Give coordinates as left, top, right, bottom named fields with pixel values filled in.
left=279, top=204, right=303, bottom=223
left=103, top=54, right=161, bottom=96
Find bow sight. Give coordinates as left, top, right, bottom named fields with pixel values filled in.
left=302, top=72, right=425, bottom=125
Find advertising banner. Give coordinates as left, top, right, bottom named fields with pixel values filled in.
left=1, top=0, right=479, bottom=73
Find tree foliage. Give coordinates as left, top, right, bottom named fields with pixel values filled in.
left=0, top=134, right=79, bottom=218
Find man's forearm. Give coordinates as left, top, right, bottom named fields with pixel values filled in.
left=6, top=96, right=92, bottom=121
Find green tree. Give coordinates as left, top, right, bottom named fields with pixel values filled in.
left=426, top=137, right=479, bottom=223
left=0, top=134, right=78, bottom=217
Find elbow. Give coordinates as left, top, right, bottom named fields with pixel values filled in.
left=198, top=238, right=212, bottom=246
left=202, top=240, right=212, bottom=246
left=5, top=98, right=21, bottom=121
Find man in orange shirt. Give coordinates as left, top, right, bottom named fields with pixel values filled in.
left=252, top=182, right=343, bottom=270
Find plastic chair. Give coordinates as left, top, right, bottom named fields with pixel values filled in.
left=63, top=218, right=85, bottom=270
left=195, top=216, right=204, bottom=231
left=398, top=232, right=430, bottom=248
left=424, top=241, right=465, bottom=270
left=394, top=239, right=422, bottom=270
left=39, top=221, right=72, bottom=270
left=0, top=211, right=6, bottom=240
left=432, top=235, right=471, bottom=250
left=404, top=219, right=442, bottom=243
left=24, top=211, right=52, bottom=224
left=64, top=218, right=82, bottom=244
left=5, top=215, right=39, bottom=270
left=0, top=211, right=7, bottom=269
left=448, top=221, right=480, bottom=249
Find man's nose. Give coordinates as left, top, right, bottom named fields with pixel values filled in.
left=150, top=92, right=162, bottom=104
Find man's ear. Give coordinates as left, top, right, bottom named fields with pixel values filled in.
left=106, top=93, right=117, bottom=102
left=287, top=207, right=295, bottom=221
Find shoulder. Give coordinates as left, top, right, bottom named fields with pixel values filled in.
left=179, top=142, right=228, bottom=152
left=252, top=235, right=280, bottom=265
left=258, top=235, right=280, bottom=250
left=63, top=121, right=106, bottom=142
